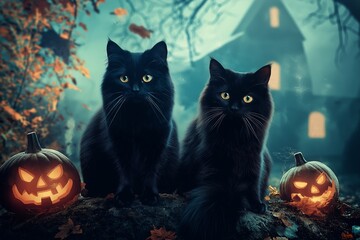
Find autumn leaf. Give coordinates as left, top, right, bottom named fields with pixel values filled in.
left=0, top=26, right=9, bottom=38
left=146, top=227, right=176, bottom=240
left=96, top=0, right=106, bottom=7
left=54, top=58, right=65, bottom=75
left=79, top=22, right=87, bottom=31
left=129, top=23, right=152, bottom=39
left=272, top=212, right=293, bottom=227
left=268, top=185, right=280, bottom=197
left=62, top=82, right=80, bottom=91
left=82, top=103, right=91, bottom=111
left=23, top=108, right=37, bottom=116
left=75, top=65, right=90, bottom=78
left=341, top=232, right=354, bottom=240
left=1, top=101, right=29, bottom=126
left=112, top=8, right=127, bottom=17
left=55, top=218, right=82, bottom=240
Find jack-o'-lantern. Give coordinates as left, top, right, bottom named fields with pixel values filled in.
left=0, top=132, right=81, bottom=214
left=279, top=152, right=339, bottom=216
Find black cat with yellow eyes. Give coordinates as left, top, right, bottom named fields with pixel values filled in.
left=178, top=58, right=274, bottom=240
left=80, top=40, right=178, bottom=205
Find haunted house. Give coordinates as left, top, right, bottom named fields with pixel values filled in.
left=176, top=0, right=360, bottom=169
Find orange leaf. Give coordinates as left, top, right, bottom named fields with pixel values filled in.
left=1, top=101, right=29, bottom=126
left=62, top=82, right=80, bottom=91
left=0, top=27, right=9, bottom=38
left=79, top=22, right=87, bottom=31
left=113, top=8, right=127, bottom=17
left=129, top=23, right=152, bottom=39
left=55, top=218, right=82, bottom=240
left=146, top=227, right=176, bottom=240
left=75, top=65, right=90, bottom=78
left=82, top=103, right=91, bottom=111
left=23, top=108, right=37, bottom=116
left=54, top=58, right=65, bottom=75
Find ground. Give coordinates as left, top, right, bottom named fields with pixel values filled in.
left=0, top=193, right=359, bottom=240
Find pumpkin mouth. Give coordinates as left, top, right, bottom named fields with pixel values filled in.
left=12, top=179, right=73, bottom=206
left=289, top=180, right=337, bottom=216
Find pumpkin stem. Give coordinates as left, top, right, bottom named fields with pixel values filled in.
left=26, top=132, right=42, bottom=153
left=294, top=152, right=307, bottom=166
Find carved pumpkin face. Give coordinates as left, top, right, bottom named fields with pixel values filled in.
left=279, top=152, right=339, bottom=216
left=0, top=132, right=81, bottom=214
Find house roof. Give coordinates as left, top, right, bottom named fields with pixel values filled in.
left=232, top=0, right=304, bottom=41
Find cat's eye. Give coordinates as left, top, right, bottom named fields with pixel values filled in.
left=243, top=95, right=253, bottom=103
left=142, top=74, right=153, bottom=83
left=120, top=75, right=128, bottom=83
left=220, top=92, right=230, bottom=100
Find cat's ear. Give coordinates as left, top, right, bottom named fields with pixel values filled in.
left=106, top=38, right=125, bottom=57
left=149, top=41, right=167, bottom=60
left=254, top=64, right=271, bottom=85
left=209, top=58, right=226, bottom=82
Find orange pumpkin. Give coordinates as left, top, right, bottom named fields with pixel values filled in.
left=0, top=132, right=81, bottom=214
left=279, top=152, right=339, bottom=216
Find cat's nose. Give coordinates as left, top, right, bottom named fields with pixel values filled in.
left=132, top=84, right=140, bottom=92
left=230, top=105, right=239, bottom=112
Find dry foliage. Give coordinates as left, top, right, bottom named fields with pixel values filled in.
left=54, top=218, right=83, bottom=240
left=0, top=0, right=105, bottom=162
left=146, top=227, right=176, bottom=240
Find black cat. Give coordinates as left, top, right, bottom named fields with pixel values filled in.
left=80, top=40, right=179, bottom=205
left=178, top=59, right=273, bottom=240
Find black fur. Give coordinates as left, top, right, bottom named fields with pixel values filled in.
left=178, top=58, right=273, bottom=240
left=80, top=40, right=179, bottom=205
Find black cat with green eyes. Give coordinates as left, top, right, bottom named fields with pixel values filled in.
left=178, top=59, right=273, bottom=240
left=80, top=40, right=178, bottom=205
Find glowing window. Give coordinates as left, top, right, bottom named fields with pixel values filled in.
left=269, top=62, right=280, bottom=90
left=308, top=112, right=326, bottom=138
left=270, top=7, right=280, bottom=28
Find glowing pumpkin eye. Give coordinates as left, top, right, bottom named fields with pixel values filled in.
left=316, top=173, right=326, bottom=185
left=243, top=95, right=253, bottom=103
left=293, top=181, right=308, bottom=189
left=19, top=168, right=34, bottom=182
left=142, top=74, right=153, bottom=83
left=47, top=165, right=63, bottom=180
left=220, top=92, right=230, bottom=100
left=119, top=75, right=128, bottom=83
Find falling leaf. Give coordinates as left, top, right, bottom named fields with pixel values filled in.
left=82, top=103, right=91, bottom=111
left=55, top=218, right=83, bottom=240
left=79, top=22, right=87, bottom=31
left=96, top=0, right=106, bottom=7
left=54, top=58, right=65, bottom=75
left=129, top=23, right=152, bottom=39
left=75, top=65, right=90, bottom=78
left=112, top=8, right=127, bottom=17
left=264, top=195, right=271, bottom=201
left=146, top=227, right=176, bottom=240
left=23, top=108, right=37, bottom=116
left=62, top=82, right=80, bottom=91
left=1, top=101, right=29, bottom=126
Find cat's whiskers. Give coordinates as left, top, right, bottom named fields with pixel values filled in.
left=146, top=96, right=167, bottom=121
left=104, top=94, right=123, bottom=112
left=108, top=97, right=127, bottom=128
left=104, top=95, right=124, bottom=121
left=201, top=111, right=223, bottom=127
left=243, top=117, right=261, bottom=144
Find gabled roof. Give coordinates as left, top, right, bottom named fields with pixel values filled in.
left=232, top=0, right=304, bottom=41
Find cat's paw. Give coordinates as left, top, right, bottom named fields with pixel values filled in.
left=114, top=187, right=135, bottom=207
left=250, top=202, right=267, bottom=214
left=140, top=192, right=159, bottom=205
